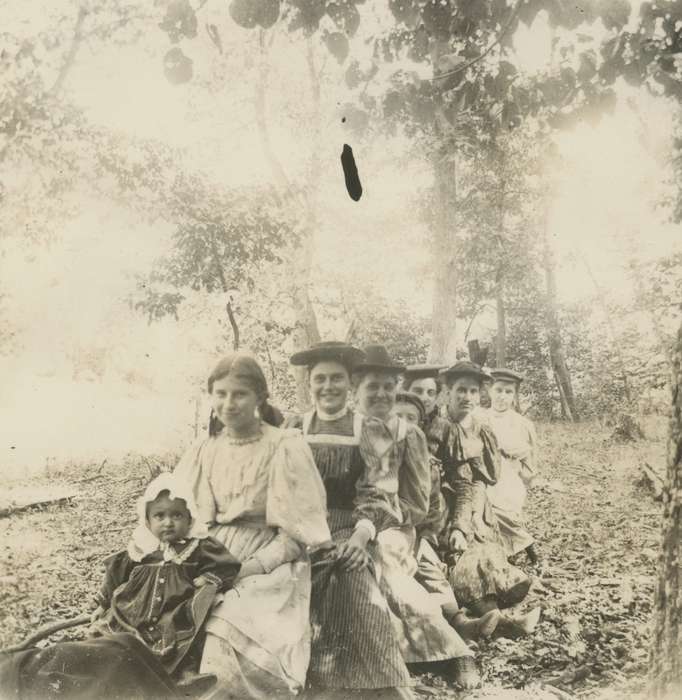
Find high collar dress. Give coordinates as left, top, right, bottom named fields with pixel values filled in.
left=173, top=422, right=330, bottom=699
left=480, top=408, right=537, bottom=556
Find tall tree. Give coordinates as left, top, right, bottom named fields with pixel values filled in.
left=428, top=139, right=459, bottom=363
left=650, top=320, right=682, bottom=697
left=540, top=155, right=578, bottom=420
left=253, top=31, right=323, bottom=409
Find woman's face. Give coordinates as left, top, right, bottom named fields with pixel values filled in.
left=408, top=377, right=439, bottom=414
left=211, top=375, right=261, bottom=433
left=354, top=371, right=398, bottom=421
left=393, top=401, right=421, bottom=426
left=447, top=376, right=481, bottom=421
left=309, top=360, right=350, bottom=414
left=491, top=380, right=516, bottom=412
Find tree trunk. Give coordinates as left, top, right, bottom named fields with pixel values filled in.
left=649, top=322, right=682, bottom=698
left=427, top=38, right=460, bottom=365
left=542, top=200, right=578, bottom=421
left=428, top=141, right=458, bottom=364
left=255, top=32, right=321, bottom=410
left=495, top=270, right=506, bottom=367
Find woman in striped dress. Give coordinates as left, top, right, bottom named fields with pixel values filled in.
left=287, top=341, right=414, bottom=699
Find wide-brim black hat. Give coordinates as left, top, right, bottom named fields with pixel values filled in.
left=490, top=368, right=524, bottom=383
left=353, top=344, right=405, bottom=374
left=289, top=341, right=365, bottom=370
left=403, top=363, right=448, bottom=381
left=439, top=360, right=492, bottom=383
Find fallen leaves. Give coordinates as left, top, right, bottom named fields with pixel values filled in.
left=0, top=419, right=666, bottom=699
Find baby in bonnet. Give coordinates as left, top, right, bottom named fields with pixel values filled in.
left=90, top=472, right=240, bottom=684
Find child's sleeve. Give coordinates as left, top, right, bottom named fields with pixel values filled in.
left=96, top=550, right=136, bottom=609
left=196, top=537, right=242, bottom=592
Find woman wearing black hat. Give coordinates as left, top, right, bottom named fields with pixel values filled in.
left=287, top=342, right=414, bottom=698
left=480, top=369, right=539, bottom=564
left=351, top=348, right=479, bottom=689
left=438, top=362, right=540, bottom=639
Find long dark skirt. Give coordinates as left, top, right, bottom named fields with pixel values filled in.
left=0, top=633, right=181, bottom=700
left=307, top=533, right=412, bottom=693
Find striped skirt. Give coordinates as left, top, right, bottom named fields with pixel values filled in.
left=307, top=510, right=412, bottom=692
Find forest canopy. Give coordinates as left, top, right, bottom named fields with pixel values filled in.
left=0, top=0, right=680, bottom=459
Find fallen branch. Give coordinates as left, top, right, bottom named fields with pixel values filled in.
left=0, top=493, right=79, bottom=519
left=1, top=613, right=90, bottom=654
left=75, top=474, right=104, bottom=484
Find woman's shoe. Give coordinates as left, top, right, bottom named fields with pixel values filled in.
left=494, top=607, right=541, bottom=640
left=447, top=656, right=481, bottom=690
left=525, top=544, right=540, bottom=565
left=450, top=609, right=501, bottom=641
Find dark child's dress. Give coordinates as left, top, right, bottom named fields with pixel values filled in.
left=94, top=536, right=240, bottom=676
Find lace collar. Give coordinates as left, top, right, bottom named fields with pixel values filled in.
left=220, top=424, right=264, bottom=445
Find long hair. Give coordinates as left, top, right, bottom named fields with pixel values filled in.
left=207, top=353, right=282, bottom=435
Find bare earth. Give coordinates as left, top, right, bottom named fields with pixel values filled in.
left=0, top=418, right=666, bottom=699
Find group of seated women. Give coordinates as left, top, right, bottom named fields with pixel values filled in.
left=0, top=341, right=541, bottom=700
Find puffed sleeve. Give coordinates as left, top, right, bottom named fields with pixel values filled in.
left=173, top=437, right=216, bottom=528
left=519, top=417, right=538, bottom=485
left=416, top=457, right=445, bottom=547
left=446, top=461, right=473, bottom=537
left=476, top=425, right=500, bottom=485
left=398, top=423, right=431, bottom=527
left=97, top=550, right=136, bottom=608
left=195, top=536, right=242, bottom=592
left=266, top=430, right=331, bottom=547
left=353, top=483, right=404, bottom=534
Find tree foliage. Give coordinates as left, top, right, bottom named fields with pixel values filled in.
left=133, top=183, right=296, bottom=322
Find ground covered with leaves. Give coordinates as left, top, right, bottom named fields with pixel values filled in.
left=0, top=418, right=667, bottom=699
